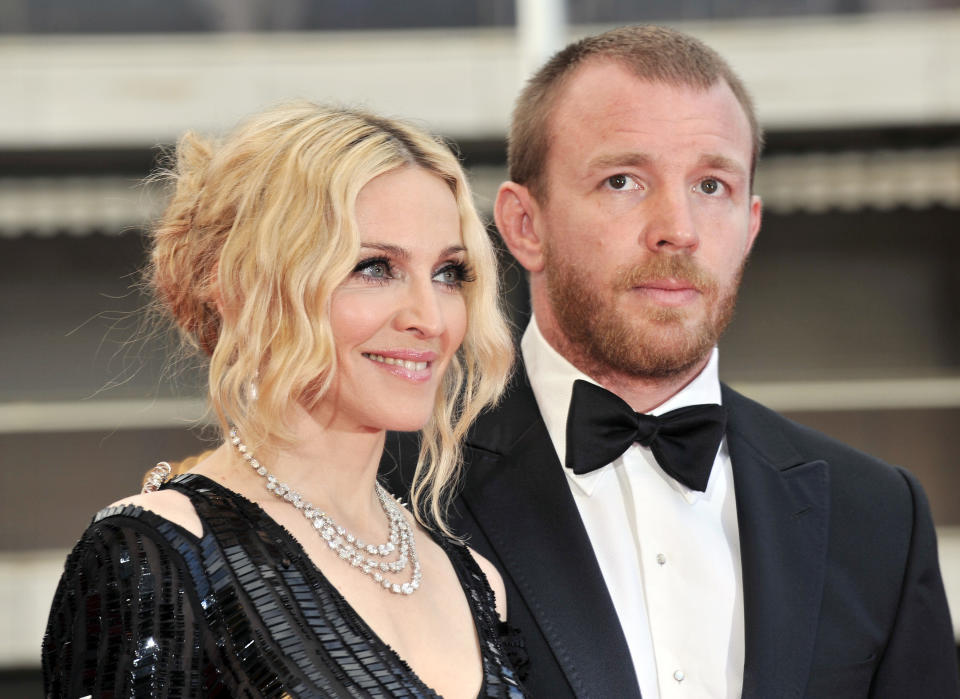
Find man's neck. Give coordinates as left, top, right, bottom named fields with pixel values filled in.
left=589, top=358, right=710, bottom=414
left=536, top=316, right=711, bottom=414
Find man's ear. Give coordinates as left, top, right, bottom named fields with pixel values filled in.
left=493, top=181, right=546, bottom=273
left=746, top=194, right=762, bottom=253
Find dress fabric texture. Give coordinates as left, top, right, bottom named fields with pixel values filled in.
left=42, top=473, right=526, bottom=698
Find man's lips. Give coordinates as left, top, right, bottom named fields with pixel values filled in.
left=630, top=278, right=701, bottom=306
left=361, top=350, right=437, bottom=382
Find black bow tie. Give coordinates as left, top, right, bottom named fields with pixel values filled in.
left=565, top=379, right=726, bottom=492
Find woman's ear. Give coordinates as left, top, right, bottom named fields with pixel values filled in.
left=493, top=182, right=545, bottom=273
left=208, top=266, right=233, bottom=323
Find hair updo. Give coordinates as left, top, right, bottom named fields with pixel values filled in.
left=150, top=132, right=223, bottom=356
left=147, top=102, right=513, bottom=530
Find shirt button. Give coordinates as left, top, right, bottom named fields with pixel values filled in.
left=656, top=553, right=667, bottom=566
left=673, top=669, right=685, bottom=682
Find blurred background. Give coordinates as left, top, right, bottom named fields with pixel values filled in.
left=1, top=0, right=958, bottom=694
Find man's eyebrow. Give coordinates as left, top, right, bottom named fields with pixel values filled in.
left=585, top=152, right=653, bottom=171
left=584, top=152, right=748, bottom=177
left=698, top=154, right=747, bottom=176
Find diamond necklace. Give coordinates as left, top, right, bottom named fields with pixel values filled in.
left=229, top=427, right=422, bottom=595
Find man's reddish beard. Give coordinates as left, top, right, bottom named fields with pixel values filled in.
left=544, top=248, right=745, bottom=379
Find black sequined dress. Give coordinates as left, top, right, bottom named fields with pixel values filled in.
left=42, top=474, right=526, bottom=698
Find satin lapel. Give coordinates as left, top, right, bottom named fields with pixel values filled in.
left=723, top=386, right=830, bottom=699
left=462, top=383, right=641, bottom=699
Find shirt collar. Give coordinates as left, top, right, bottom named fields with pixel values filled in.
left=521, top=315, right=723, bottom=493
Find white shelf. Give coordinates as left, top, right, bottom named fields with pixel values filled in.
left=727, top=377, right=960, bottom=412
left=0, top=398, right=210, bottom=434
left=2, top=377, right=959, bottom=435
left=4, top=146, right=957, bottom=238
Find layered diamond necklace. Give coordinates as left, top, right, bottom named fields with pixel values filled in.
left=229, top=427, right=422, bottom=595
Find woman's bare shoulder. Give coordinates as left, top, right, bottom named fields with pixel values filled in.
left=108, top=448, right=230, bottom=538
left=468, top=547, right=507, bottom=622
left=110, top=489, right=203, bottom=539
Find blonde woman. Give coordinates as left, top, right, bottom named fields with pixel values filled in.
left=42, top=103, right=523, bottom=698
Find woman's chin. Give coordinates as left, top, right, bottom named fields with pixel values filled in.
left=382, top=416, right=432, bottom=434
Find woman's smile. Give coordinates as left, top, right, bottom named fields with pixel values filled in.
left=361, top=350, right=435, bottom=382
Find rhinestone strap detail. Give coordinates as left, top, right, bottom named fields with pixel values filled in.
left=142, top=462, right=172, bottom=494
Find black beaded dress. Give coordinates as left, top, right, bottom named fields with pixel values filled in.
left=42, top=474, right=526, bottom=698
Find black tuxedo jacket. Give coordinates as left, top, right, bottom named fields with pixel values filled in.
left=382, top=370, right=959, bottom=698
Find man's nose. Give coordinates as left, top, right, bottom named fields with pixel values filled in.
left=642, top=188, right=700, bottom=252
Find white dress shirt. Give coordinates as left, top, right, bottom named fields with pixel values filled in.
left=522, top=316, right=745, bottom=699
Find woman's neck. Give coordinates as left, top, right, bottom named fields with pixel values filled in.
left=209, top=406, right=391, bottom=536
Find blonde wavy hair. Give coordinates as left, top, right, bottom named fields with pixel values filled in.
left=147, top=101, right=513, bottom=532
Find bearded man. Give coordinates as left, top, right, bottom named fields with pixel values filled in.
left=385, top=25, right=958, bottom=698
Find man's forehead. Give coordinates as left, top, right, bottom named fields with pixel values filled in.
left=553, top=60, right=727, bottom=119
left=555, top=85, right=746, bottom=143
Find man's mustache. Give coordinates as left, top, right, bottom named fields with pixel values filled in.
left=613, top=255, right=718, bottom=294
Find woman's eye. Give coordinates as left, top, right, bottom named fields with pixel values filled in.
left=353, top=258, right=393, bottom=281
left=433, top=262, right=474, bottom=288
left=606, top=174, right=641, bottom=191
left=435, top=268, right=457, bottom=284
left=696, top=178, right=724, bottom=195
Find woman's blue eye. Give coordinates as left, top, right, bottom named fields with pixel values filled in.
left=353, top=258, right=393, bottom=281
left=434, top=262, right=475, bottom=288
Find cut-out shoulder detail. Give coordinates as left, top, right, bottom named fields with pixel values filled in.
left=470, top=547, right=507, bottom=621
left=111, top=490, right=204, bottom=539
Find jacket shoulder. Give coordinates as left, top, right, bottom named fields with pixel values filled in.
left=722, top=383, right=916, bottom=506
left=381, top=367, right=544, bottom=494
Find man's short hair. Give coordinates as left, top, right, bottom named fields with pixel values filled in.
left=509, top=25, right=764, bottom=200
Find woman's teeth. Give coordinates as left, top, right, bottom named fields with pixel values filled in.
left=363, top=353, right=428, bottom=371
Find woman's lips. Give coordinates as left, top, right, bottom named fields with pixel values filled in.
left=361, top=351, right=436, bottom=382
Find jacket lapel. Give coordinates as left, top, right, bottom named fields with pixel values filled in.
left=462, top=376, right=642, bottom=698
left=723, top=385, right=831, bottom=699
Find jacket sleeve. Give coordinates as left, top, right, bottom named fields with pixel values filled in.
left=42, top=509, right=216, bottom=698
left=870, top=468, right=960, bottom=698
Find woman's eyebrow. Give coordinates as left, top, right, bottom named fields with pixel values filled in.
left=440, top=245, right=467, bottom=257
left=360, top=243, right=468, bottom=258
left=359, top=242, right=409, bottom=259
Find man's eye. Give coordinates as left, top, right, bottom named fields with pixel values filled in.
left=696, top=178, right=723, bottom=195
left=606, top=174, right=640, bottom=191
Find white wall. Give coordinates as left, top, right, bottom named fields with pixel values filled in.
left=2, top=10, right=959, bottom=148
